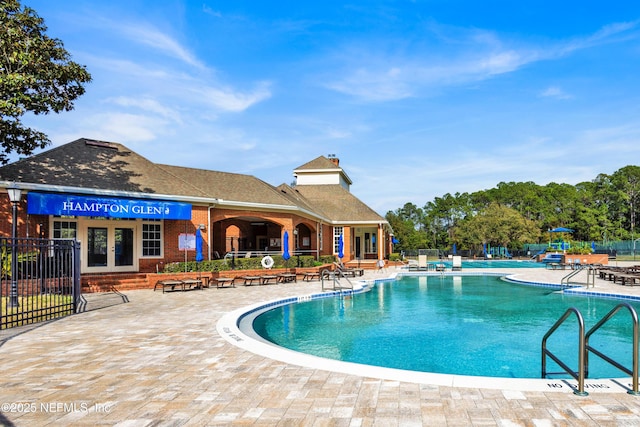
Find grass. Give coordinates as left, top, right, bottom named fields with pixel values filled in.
left=1, top=294, right=74, bottom=329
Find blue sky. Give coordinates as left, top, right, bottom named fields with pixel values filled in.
left=19, top=1, right=640, bottom=215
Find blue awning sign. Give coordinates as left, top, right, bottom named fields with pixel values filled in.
left=27, top=192, right=192, bottom=220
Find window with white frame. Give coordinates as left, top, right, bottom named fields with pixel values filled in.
left=333, top=226, right=343, bottom=255
left=52, top=218, right=77, bottom=239
left=142, top=221, right=162, bottom=257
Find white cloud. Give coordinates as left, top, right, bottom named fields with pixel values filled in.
left=198, top=82, right=272, bottom=112
left=324, top=20, right=639, bottom=102
left=106, top=96, right=182, bottom=122
left=109, top=22, right=206, bottom=69
left=84, top=53, right=271, bottom=114
left=539, top=86, right=572, bottom=100
left=202, top=5, right=222, bottom=18
left=77, top=112, right=170, bottom=143
left=325, top=67, right=413, bottom=101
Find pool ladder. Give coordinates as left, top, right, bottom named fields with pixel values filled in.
left=560, top=264, right=597, bottom=288
left=541, top=303, right=640, bottom=396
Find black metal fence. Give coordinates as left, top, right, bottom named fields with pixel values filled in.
left=1, top=237, right=80, bottom=330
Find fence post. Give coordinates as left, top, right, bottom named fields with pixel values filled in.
left=73, top=241, right=82, bottom=313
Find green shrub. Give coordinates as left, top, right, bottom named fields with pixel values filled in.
left=162, top=254, right=326, bottom=273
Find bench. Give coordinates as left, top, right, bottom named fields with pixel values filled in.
left=613, top=273, right=640, bottom=286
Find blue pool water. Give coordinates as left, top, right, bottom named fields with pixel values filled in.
left=253, top=275, right=639, bottom=379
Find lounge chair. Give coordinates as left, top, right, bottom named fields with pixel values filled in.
left=241, top=276, right=263, bottom=286
left=406, top=259, right=419, bottom=270
left=261, top=275, right=278, bottom=285
left=154, top=279, right=185, bottom=293
left=333, top=262, right=364, bottom=277
left=417, top=254, right=428, bottom=270
left=213, top=277, right=235, bottom=288
left=302, top=271, right=320, bottom=281
left=277, top=273, right=297, bottom=283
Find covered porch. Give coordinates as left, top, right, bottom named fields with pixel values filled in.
left=208, top=213, right=319, bottom=261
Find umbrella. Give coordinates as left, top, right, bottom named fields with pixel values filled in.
left=483, top=243, right=487, bottom=256
left=283, top=231, right=291, bottom=260
left=195, top=228, right=203, bottom=263
left=550, top=227, right=573, bottom=233
left=392, top=237, right=399, bottom=244
left=452, top=243, right=457, bottom=255
left=338, top=234, right=344, bottom=259
left=591, top=241, right=596, bottom=252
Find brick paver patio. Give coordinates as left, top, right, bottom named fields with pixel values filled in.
left=2, top=265, right=640, bottom=425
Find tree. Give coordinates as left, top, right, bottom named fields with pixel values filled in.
left=385, top=203, right=428, bottom=251
left=611, top=166, right=640, bottom=240
left=422, top=192, right=472, bottom=249
left=1, top=0, right=91, bottom=164
left=451, top=202, right=540, bottom=254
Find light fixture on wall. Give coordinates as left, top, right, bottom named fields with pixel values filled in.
left=198, top=224, right=206, bottom=230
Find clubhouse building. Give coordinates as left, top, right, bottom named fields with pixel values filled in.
left=0, top=138, right=392, bottom=275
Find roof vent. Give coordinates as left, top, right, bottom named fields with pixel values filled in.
left=85, top=139, right=117, bottom=150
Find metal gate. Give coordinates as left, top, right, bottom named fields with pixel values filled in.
left=1, top=237, right=80, bottom=330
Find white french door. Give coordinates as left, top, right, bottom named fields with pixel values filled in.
left=80, top=220, right=138, bottom=273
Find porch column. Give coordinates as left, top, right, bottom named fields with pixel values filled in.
left=378, top=223, right=385, bottom=260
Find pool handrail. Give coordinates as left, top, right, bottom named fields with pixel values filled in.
left=543, top=303, right=640, bottom=396
left=541, top=307, right=587, bottom=396
left=584, top=302, right=640, bottom=395
left=321, top=268, right=354, bottom=292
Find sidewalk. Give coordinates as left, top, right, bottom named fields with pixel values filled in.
left=1, top=267, right=640, bottom=425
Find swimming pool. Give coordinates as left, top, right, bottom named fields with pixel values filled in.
left=252, top=275, right=638, bottom=379
left=425, top=259, right=545, bottom=269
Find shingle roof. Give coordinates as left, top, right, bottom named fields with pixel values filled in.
left=294, top=156, right=339, bottom=171
left=0, top=138, right=386, bottom=224
left=276, top=183, right=322, bottom=215
left=0, top=138, right=208, bottom=197
left=292, top=184, right=385, bottom=223
left=158, top=165, right=295, bottom=206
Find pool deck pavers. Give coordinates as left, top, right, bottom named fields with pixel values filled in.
left=3, top=264, right=640, bottom=425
